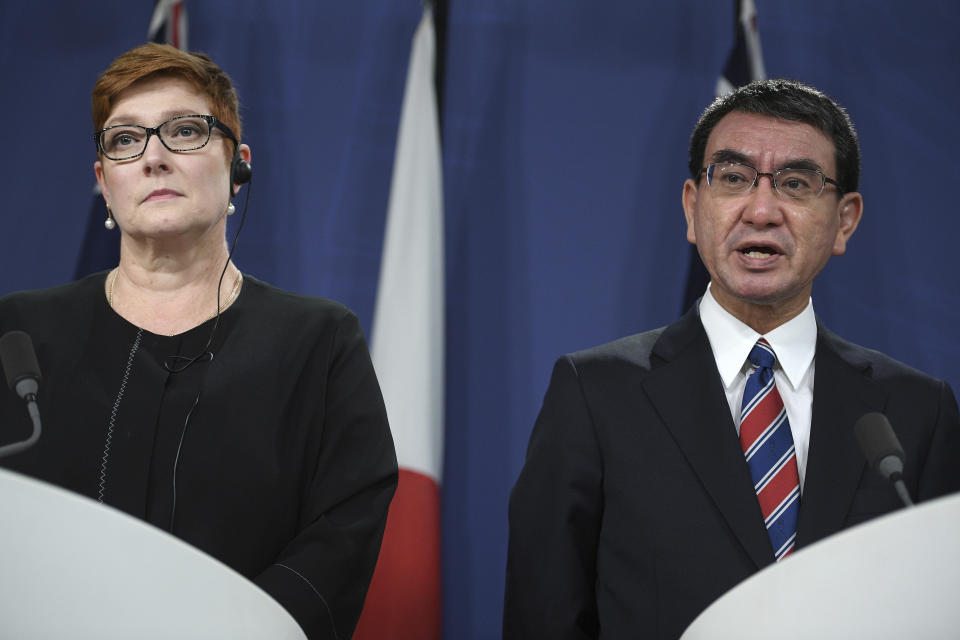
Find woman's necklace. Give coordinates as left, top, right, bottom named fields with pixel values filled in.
left=107, top=268, right=244, bottom=322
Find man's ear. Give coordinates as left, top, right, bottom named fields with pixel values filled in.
left=832, top=192, right=863, bottom=256
left=682, top=179, right=699, bottom=246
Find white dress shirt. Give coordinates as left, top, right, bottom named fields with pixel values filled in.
left=698, top=285, right=816, bottom=490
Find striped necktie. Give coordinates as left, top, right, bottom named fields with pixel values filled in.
left=739, top=339, right=800, bottom=561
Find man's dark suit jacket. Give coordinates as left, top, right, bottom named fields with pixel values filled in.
left=503, top=307, right=960, bottom=640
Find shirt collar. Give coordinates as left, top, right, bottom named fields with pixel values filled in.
left=699, top=284, right=817, bottom=392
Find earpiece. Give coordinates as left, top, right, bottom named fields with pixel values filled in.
left=231, top=154, right=252, bottom=186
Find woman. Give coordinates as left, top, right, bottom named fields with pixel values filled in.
left=0, top=43, right=397, bottom=640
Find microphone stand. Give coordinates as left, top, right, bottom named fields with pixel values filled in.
left=0, top=379, right=41, bottom=459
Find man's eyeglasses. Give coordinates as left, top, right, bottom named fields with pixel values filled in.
left=94, top=114, right=238, bottom=161
left=698, top=162, right=841, bottom=200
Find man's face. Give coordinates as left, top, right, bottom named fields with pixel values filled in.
left=682, top=111, right=863, bottom=329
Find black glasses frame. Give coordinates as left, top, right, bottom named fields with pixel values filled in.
left=94, top=114, right=239, bottom=161
left=697, top=162, right=842, bottom=199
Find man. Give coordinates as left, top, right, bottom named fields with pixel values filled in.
left=503, top=79, right=960, bottom=639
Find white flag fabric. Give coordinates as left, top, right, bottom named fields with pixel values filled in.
left=354, top=7, right=444, bottom=639
left=370, top=7, right=445, bottom=484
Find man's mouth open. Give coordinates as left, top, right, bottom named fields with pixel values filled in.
left=740, top=246, right=781, bottom=259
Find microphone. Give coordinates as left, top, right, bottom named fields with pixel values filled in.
left=1, top=331, right=41, bottom=400
left=0, top=330, right=43, bottom=459
left=854, top=412, right=914, bottom=508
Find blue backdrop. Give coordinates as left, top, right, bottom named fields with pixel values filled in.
left=1, top=2, right=958, bottom=638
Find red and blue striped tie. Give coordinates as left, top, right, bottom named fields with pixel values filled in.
left=740, top=339, right=800, bottom=561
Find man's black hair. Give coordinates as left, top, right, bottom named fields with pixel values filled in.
left=688, top=79, right=860, bottom=194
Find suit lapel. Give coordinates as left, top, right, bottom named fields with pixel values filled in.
left=795, top=323, right=887, bottom=548
left=641, top=309, right=774, bottom=570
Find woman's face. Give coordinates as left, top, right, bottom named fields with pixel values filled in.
left=94, top=76, right=235, bottom=244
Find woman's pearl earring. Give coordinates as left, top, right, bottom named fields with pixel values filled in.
left=104, top=205, right=116, bottom=230
left=226, top=202, right=236, bottom=215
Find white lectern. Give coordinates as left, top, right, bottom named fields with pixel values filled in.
left=682, top=493, right=960, bottom=639
left=0, top=468, right=307, bottom=639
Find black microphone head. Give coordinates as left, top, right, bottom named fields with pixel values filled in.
left=854, top=412, right=905, bottom=473
left=0, top=330, right=42, bottom=391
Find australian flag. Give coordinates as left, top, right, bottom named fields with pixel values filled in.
left=681, top=0, right=766, bottom=311
left=148, top=0, right=188, bottom=48
left=74, top=1, right=188, bottom=279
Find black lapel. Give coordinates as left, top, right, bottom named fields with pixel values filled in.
left=640, top=308, right=774, bottom=569
left=795, top=323, right=887, bottom=548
